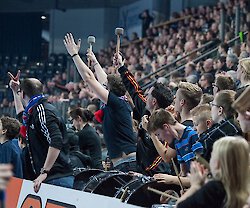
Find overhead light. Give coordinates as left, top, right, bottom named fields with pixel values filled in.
left=41, top=15, right=46, bottom=20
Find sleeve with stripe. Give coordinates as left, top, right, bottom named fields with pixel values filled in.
left=118, top=66, right=147, bottom=118
left=35, top=104, right=63, bottom=150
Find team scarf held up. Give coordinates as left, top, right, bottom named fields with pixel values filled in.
left=94, top=95, right=128, bottom=123
left=21, top=94, right=45, bottom=137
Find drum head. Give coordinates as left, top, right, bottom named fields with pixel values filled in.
left=83, top=171, right=133, bottom=197
left=116, top=178, right=180, bottom=207
left=73, top=169, right=104, bottom=190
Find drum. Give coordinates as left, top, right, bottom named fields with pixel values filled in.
left=83, top=170, right=133, bottom=197
left=115, top=176, right=180, bottom=207
left=73, top=169, right=104, bottom=190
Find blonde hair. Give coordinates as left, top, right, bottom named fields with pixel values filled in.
left=239, top=58, right=250, bottom=81
left=215, top=90, right=236, bottom=119
left=190, top=104, right=211, bottom=123
left=178, top=82, right=203, bottom=110
left=199, top=93, right=214, bottom=105
left=212, top=136, right=249, bottom=208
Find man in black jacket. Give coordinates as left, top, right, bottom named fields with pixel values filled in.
left=9, top=71, right=73, bottom=193
left=114, top=54, right=176, bottom=176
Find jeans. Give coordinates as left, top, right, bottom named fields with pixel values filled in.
left=46, top=176, right=74, bottom=189
left=113, top=156, right=137, bottom=172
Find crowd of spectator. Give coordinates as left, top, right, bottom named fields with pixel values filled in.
left=1, top=0, right=250, bottom=207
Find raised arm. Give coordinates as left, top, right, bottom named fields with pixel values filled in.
left=114, top=53, right=147, bottom=118
left=8, top=71, right=24, bottom=115
left=87, top=50, right=107, bottom=86
left=63, top=33, right=109, bottom=104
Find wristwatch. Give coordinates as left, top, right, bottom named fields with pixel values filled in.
left=40, top=167, right=50, bottom=175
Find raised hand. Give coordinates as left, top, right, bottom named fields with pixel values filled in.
left=189, top=161, right=208, bottom=187
left=141, top=115, right=149, bottom=131
left=8, top=70, right=21, bottom=93
left=63, top=33, right=81, bottom=56
left=113, top=52, right=125, bottom=69
left=86, top=49, right=98, bottom=64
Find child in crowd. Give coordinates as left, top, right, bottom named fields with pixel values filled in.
left=190, top=104, right=213, bottom=135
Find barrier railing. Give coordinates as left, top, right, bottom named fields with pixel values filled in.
left=141, top=31, right=248, bottom=90
left=138, top=40, right=216, bottom=85
left=121, top=15, right=191, bottom=48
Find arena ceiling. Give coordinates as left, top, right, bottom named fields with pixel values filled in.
left=0, top=0, right=139, bottom=12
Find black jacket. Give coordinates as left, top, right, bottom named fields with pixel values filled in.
left=200, top=118, right=242, bottom=161
left=118, top=66, right=173, bottom=176
left=18, top=98, right=73, bottom=181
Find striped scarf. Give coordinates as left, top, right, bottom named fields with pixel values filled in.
left=22, top=94, right=45, bottom=136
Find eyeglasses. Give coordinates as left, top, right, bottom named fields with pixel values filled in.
left=68, top=118, right=74, bottom=123
left=209, top=101, right=221, bottom=108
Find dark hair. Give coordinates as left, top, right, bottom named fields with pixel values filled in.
left=107, top=75, right=126, bottom=97
left=220, top=43, right=229, bottom=53
left=20, top=78, right=43, bottom=98
left=215, top=75, right=235, bottom=91
left=219, top=56, right=226, bottom=63
left=69, top=108, right=94, bottom=122
left=148, top=109, right=176, bottom=133
left=202, top=73, right=214, bottom=85
left=151, top=83, right=174, bottom=108
left=0, top=116, right=21, bottom=140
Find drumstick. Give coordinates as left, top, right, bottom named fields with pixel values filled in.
left=147, top=187, right=179, bottom=200
left=87, top=36, right=95, bottom=68
left=171, top=158, right=184, bottom=192
left=120, top=187, right=129, bottom=202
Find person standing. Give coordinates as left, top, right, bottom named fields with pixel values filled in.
left=139, top=9, right=153, bottom=38
left=8, top=71, right=73, bottom=193
left=64, top=33, right=137, bottom=172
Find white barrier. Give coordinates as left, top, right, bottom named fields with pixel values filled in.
left=6, top=177, right=140, bottom=208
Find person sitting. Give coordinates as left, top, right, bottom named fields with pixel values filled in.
left=226, top=53, right=238, bottom=71
left=200, top=90, right=241, bottom=161
left=174, top=82, right=203, bottom=126
left=199, top=73, right=214, bottom=95
left=232, top=86, right=250, bottom=134
left=213, top=73, right=235, bottom=95
left=69, top=108, right=102, bottom=169
left=148, top=109, right=203, bottom=186
left=190, top=104, right=213, bottom=136
left=177, top=136, right=249, bottom=208
left=237, top=57, right=250, bottom=88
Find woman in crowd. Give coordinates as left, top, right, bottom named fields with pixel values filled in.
left=177, top=136, right=249, bottom=208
